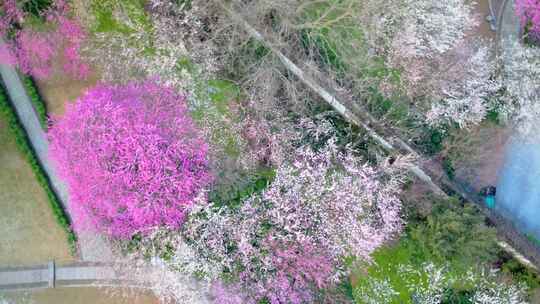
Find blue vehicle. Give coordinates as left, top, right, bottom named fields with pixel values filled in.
left=481, top=186, right=496, bottom=209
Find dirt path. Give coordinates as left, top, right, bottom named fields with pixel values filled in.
left=453, top=124, right=511, bottom=192
left=474, top=0, right=497, bottom=39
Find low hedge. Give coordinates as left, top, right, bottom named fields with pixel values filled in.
left=22, top=76, right=48, bottom=129
left=0, top=85, right=76, bottom=254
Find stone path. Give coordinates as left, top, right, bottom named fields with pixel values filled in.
left=0, top=38, right=112, bottom=262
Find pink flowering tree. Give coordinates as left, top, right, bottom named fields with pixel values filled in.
left=0, top=0, right=89, bottom=79
left=48, top=80, right=212, bottom=238
left=516, top=0, right=540, bottom=42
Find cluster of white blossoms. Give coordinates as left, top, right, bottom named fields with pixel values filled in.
left=360, top=0, right=501, bottom=128
left=427, top=42, right=501, bottom=128
left=502, top=41, right=540, bottom=138
left=355, top=263, right=529, bottom=304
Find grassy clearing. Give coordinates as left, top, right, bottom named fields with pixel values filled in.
left=0, top=86, right=76, bottom=256
left=0, top=122, right=73, bottom=265
left=89, top=0, right=152, bottom=34
left=0, top=123, right=74, bottom=264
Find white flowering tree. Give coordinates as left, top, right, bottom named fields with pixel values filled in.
left=501, top=41, right=540, bottom=137
left=358, top=0, right=500, bottom=128
left=105, top=138, right=408, bottom=303
left=426, top=41, right=501, bottom=128
left=175, top=141, right=408, bottom=302
left=361, top=0, right=476, bottom=58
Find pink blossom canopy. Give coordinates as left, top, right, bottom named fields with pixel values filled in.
left=48, top=81, right=211, bottom=238
left=0, top=0, right=89, bottom=79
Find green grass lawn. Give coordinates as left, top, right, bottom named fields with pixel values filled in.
left=0, top=118, right=74, bottom=266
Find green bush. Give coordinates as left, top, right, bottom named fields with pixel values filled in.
left=22, top=0, right=53, bottom=18
left=442, top=157, right=455, bottom=180
left=0, top=86, right=76, bottom=254
left=300, top=29, right=346, bottom=74
left=527, top=233, right=540, bottom=248
left=413, top=127, right=447, bottom=155
left=486, top=109, right=500, bottom=125
left=409, top=198, right=498, bottom=269
left=22, top=76, right=48, bottom=129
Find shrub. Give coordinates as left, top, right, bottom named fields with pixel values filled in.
left=499, top=251, right=540, bottom=293
left=408, top=199, right=498, bottom=269
left=442, top=157, right=455, bottom=180
left=22, top=0, right=54, bottom=18
left=48, top=80, right=212, bottom=238
left=416, top=127, right=446, bottom=155
left=354, top=261, right=528, bottom=304
left=207, top=167, right=275, bottom=209
left=0, top=84, right=76, bottom=253
left=22, top=76, right=48, bottom=129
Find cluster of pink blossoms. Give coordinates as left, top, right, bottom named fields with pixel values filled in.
left=0, top=0, right=89, bottom=79
left=516, top=0, right=540, bottom=42
left=48, top=81, right=212, bottom=238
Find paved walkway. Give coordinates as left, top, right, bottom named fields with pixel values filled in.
left=497, top=0, right=521, bottom=57
left=0, top=262, right=147, bottom=291
left=0, top=38, right=112, bottom=262
left=489, top=0, right=504, bottom=27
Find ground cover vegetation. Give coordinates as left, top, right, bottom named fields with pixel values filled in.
left=1, top=0, right=540, bottom=303
left=352, top=197, right=527, bottom=303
